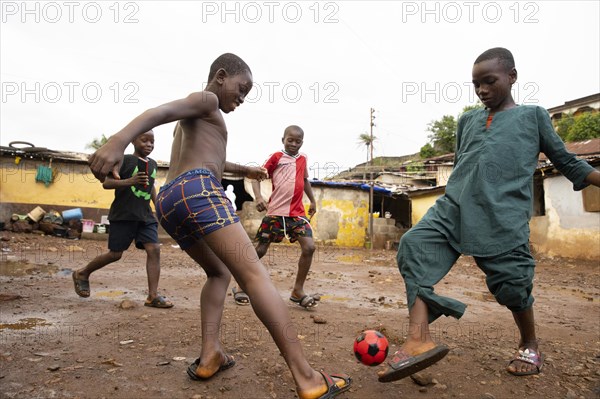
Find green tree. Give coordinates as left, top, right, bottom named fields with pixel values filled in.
left=426, top=115, right=457, bottom=154
left=565, top=112, right=600, bottom=142
left=419, top=143, right=436, bottom=158
left=555, top=113, right=575, bottom=141
left=420, top=104, right=484, bottom=158
left=86, top=134, right=109, bottom=150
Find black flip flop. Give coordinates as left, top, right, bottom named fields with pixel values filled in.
left=187, top=355, right=236, bottom=380
left=378, top=345, right=449, bottom=382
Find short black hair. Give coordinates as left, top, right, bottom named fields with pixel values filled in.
left=207, top=53, right=251, bottom=81
left=284, top=125, right=304, bottom=138
left=474, top=47, right=515, bottom=71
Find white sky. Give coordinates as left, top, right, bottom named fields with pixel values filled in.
left=1, top=1, right=599, bottom=179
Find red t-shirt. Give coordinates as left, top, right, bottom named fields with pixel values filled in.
left=263, top=151, right=308, bottom=217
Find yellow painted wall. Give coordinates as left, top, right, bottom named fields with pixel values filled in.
left=0, top=156, right=167, bottom=213
left=317, top=198, right=369, bottom=247
left=410, top=192, right=443, bottom=226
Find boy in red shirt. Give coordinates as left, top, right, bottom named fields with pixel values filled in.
left=231, top=125, right=319, bottom=309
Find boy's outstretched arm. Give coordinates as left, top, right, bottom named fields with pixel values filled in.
left=585, top=169, right=600, bottom=187
left=89, top=92, right=218, bottom=182
left=224, top=162, right=267, bottom=180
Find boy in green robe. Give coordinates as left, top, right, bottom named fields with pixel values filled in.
left=379, top=47, right=600, bottom=382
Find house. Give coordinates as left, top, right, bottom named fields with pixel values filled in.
left=547, top=93, right=600, bottom=124
left=530, top=138, right=600, bottom=260
left=0, top=142, right=170, bottom=223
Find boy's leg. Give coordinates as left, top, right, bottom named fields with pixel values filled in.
left=136, top=221, right=173, bottom=307
left=76, top=250, right=123, bottom=279
left=509, top=307, right=539, bottom=374
left=142, top=242, right=173, bottom=307
left=474, top=243, right=540, bottom=375
left=378, top=222, right=459, bottom=382
left=143, top=243, right=160, bottom=298
left=75, top=220, right=136, bottom=282
left=201, top=222, right=349, bottom=396
left=183, top=239, right=234, bottom=378
left=231, top=235, right=269, bottom=305
left=291, top=235, right=315, bottom=300
left=72, top=250, right=122, bottom=297
left=255, top=241, right=270, bottom=259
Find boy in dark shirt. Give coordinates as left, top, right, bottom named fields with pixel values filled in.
left=73, top=130, right=173, bottom=308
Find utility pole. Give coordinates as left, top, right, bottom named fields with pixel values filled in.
left=368, top=107, right=375, bottom=250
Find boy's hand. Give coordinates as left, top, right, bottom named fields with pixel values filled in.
left=130, top=172, right=149, bottom=187
left=255, top=198, right=268, bottom=212
left=246, top=166, right=268, bottom=181
left=88, top=137, right=127, bottom=182
left=308, top=203, right=317, bottom=217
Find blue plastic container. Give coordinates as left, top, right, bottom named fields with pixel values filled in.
left=62, top=208, right=83, bottom=221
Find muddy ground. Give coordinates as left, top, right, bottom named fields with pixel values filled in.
left=1, top=232, right=599, bottom=399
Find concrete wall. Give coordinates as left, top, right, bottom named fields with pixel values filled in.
left=530, top=173, right=600, bottom=260
left=239, top=185, right=375, bottom=247
left=410, top=191, right=443, bottom=226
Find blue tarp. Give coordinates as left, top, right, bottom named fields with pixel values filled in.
left=309, top=180, right=393, bottom=196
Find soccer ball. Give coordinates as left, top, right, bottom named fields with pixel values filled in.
left=353, top=330, right=389, bottom=366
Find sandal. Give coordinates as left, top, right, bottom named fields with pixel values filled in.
left=187, top=355, right=236, bottom=380
left=144, top=295, right=174, bottom=308
left=232, top=287, right=250, bottom=306
left=507, top=348, right=544, bottom=376
left=72, top=271, right=90, bottom=298
left=290, top=294, right=318, bottom=309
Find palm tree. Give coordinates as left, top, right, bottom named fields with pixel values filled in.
left=357, top=132, right=377, bottom=180
left=86, top=134, right=109, bottom=150
left=357, top=132, right=377, bottom=163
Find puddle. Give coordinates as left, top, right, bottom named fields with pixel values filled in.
left=0, top=261, right=59, bottom=277
left=95, top=290, right=125, bottom=298
left=336, top=255, right=364, bottom=263
left=0, top=317, right=52, bottom=331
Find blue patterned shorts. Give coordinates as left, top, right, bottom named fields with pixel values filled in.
left=156, top=169, right=239, bottom=249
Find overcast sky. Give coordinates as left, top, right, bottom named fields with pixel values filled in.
left=2, top=1, right=599, bottom=179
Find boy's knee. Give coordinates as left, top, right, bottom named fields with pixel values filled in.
left=301, top=241, right=315, bottom=256
left=492, top=284, right=533, bottom=310
left=109, top=251, right=123, bottom=261
left=145, top=244, right=160, bottom=257
left=255, top=244, right=268, bottom=258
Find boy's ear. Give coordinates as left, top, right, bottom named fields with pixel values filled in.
left=215, top=68, right=228, bottom=84
left=509, top=67, right=517, bottom=84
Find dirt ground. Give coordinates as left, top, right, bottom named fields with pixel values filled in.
left=1, top=232, right=599, bottom=399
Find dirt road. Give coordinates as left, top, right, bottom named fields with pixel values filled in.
left=1, top=233, right=599, bottom=398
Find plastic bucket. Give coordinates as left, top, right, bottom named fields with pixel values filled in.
left=62, top=208, right=83, bottom=221
left=82, top=219, right=95, bottom=233
left=27, top=206, right=46, bottom=222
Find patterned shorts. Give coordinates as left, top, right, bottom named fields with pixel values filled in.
left=255, top=215, right=312, bottom=244
left=156, top=169, right=239, bottom=249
